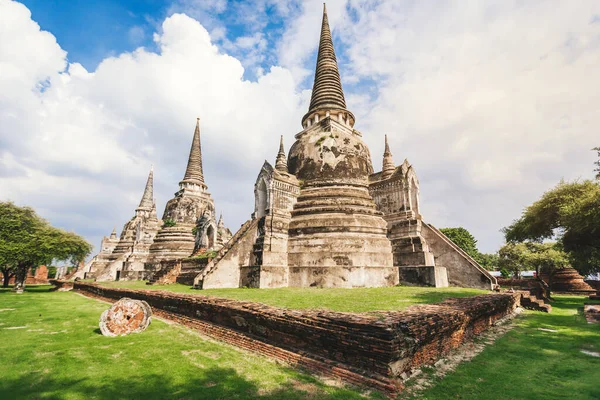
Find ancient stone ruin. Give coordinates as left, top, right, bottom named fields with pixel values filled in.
left=80, top=5, right=494, bottom=291
left=78, top=167, right=162, bottom=281
left=584, top=304, right=600, bottom=324
left=544, top=267, right=594, bottom=292
left=190, top=5, right=495, bottom=290
left=78, top=119, right=231, bottom=282
left=99, top=297, right=152, bottom=337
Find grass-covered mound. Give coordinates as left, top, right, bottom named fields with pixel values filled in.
left=96, top=281, right=487, bottom=312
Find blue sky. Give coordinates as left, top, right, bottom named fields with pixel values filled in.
left=21, top=0, right=302, bottom=81
left=22, top=0, right=163, bottom=70
left=1, top=0, right=599, bottom=255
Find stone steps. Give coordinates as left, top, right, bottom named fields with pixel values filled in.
left=193, top=219, right=257, bottom=289
left=175, top=271, right=199, bottom=286
left=519, top=292, right=552, bottom=313
left=146, top=263, right=177, bottom=285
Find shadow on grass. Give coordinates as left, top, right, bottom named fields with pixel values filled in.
left=0, top=284, right=54, bottom=294
left=406, top=296, right=600, bottom=400
left=408, top=288, right=485, bottom=305
left=0, top=367, right=380, bottom=400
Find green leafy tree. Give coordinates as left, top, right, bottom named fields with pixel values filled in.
left=439, top=227, right=480, bottom=260
left=498, top=242, right=569, bottom=278
left=0, top=202, right=92, bottom=292
left=593, top=147, right=600, bottom=180
left=504, top=180, right=600, bottom=275
left=477, top=253, right=499, bottom=270
left=497, top=243, right=530, bottom=278
left=439, top=227, right=499, bottom=269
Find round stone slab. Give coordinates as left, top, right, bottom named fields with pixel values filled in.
left=99, top=298, right=152, bottom=337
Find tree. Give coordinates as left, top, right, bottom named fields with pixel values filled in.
left=503, top=180, right=600, bottom=275
left=477, top=253, right=499, bottom=271
left=439, top=227, right=480, bottom=260
left=498, top=242, right=569, bottom=278
left=0, top=202, right=92, bottom=292
left=594, top=147, right=600, bottom=180
left=497, top=243, right=530, bottom=278
left=1, top=265, right=15, bottom=288
left=439, top=227, right=498, bottom=269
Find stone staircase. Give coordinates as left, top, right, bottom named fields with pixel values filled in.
left=519, top=291, right=552, bottom=313
left=146, top=261, right=180, bottom=285
left=176, top=259, right=210, bottom=286
left=424, top=223, right=497, bottom=289
left=193, top=219, right=257, bottom=289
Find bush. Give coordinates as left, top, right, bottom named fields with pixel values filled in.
left=162, top=219, right=176, bottom=228
left=193, top=250, right=217, bottom=260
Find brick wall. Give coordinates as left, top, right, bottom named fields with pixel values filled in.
left=75, top=283, right=520, bottom=396
left=585, top=280, right=600, bottom=290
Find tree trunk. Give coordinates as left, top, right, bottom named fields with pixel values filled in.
left=13, top=263, right=29, bottom=293
left=1, top=269, right=11, bottom=288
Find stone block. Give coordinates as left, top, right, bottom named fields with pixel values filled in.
left=99, top=297, right=152, bottom=336
left=399, top=266, right=448, bottom=288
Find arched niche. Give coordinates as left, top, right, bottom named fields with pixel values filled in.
left=206, top=224, right=216, bottom=249
left=255, top=178, right=269, bottom=219
left=253, top=161, right=274, bottom=219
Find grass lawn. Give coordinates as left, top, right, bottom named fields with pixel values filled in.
left=408, top=295, right=600, bottom=400
left=2, top=287, right=598, bottom=399
left=0, top=286, right=382, bottom=400
left=96, top=281, right=487, bottom=313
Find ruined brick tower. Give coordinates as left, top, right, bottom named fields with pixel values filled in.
left=79, top=166, right=161, bottom=281
left=193, top=4, right=496, bottom=290
left=285, top=4, right=396, bottom=287
left=147, top=119, right=218, bottom=262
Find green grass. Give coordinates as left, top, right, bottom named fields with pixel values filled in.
left=407, top=295, right=600, bottom=400
left=1, top=287, right=599, bottom=399
left=0, top=286, right=383, bottom=400
left=97, top=281, right=487, bottom=312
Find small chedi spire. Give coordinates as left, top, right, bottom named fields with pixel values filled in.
left=382, top=135, right=395, bottom=179
left=217, top=212, right=224, bottom=228
left=302, top=3, right=354, bottom=128
left=181, top=118, right=205, bottom=185
left=110, top=227, right=117, bottom=239
left=138, top=165, right=154, bottom=209
left=275, top=135, right=288, bottom=172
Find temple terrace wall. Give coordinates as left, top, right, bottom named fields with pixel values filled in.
left=74, top=282, right=521, bottom=396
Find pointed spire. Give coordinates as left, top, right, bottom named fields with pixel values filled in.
left=150, top=199, right=158, bottom=219
left=181, top=118, right=205, bottom=185
left=302, top=4, right=353, bottom=127
left=110, top=227, right=117, bottom=239
left=275, top=135, right=288, bottom=172
left=218, top=213, right=224, bottom=228
left=138, top=165, right=154, bottom=209
left=382, top=135, right=395, bottom=180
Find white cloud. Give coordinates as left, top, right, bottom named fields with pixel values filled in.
left=0, top=0, right=304, bottom=252
left=2, top=0, right=600, bottom=256
left=337, top=0, right=600, bottom=251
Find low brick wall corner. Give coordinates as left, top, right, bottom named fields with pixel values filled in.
left=74, top=282, right=520, bottom=397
